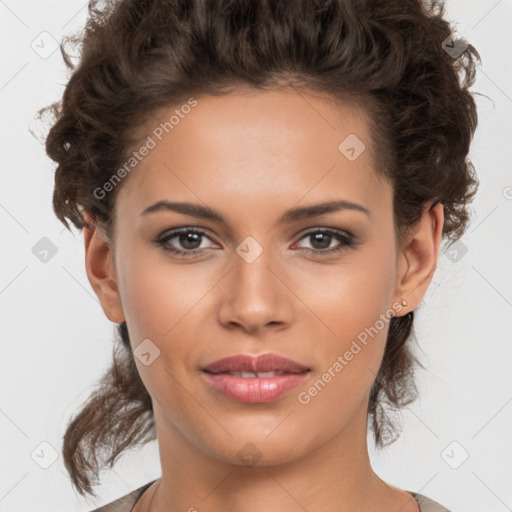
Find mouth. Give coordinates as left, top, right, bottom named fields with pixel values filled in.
left=201, top=353, right=311, bottom=403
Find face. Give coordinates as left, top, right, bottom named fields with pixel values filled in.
left=84, top=87, right=442, bottom=467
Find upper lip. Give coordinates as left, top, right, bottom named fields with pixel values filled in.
left=202, top=353, right=310, bottom=374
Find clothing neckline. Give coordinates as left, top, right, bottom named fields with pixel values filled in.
left=129, top=480, right=426, bottom=511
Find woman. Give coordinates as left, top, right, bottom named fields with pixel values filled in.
left=39, top=0, right=480, bottom=510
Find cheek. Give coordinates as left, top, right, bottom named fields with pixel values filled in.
left=300, top=243, right=396, bottom=397
left=117, top=248, right=208, bottom=341
left=115, top=248, right=222, bottom=390
left=301, top=243, right=396, bottom=342
left=283, top=271, right=394, bottom=455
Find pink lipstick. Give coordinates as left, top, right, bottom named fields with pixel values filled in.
left=202, top=353, right=310, bottom=403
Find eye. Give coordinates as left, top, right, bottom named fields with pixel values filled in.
left=155, top=228, right=217, bottom=257
left=293, top=228, right=356, bottom=255
left=154, top=227, right=357, bottom=258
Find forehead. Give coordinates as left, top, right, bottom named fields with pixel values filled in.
left=115, top=88, right=390, bottom=223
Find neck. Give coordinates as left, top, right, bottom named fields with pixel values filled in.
left=135, top=399, right=417, bottom=512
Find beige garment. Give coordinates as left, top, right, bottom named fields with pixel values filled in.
left=89, top=479, right=451, bottom=512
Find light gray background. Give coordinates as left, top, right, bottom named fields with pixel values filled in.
left=1, top=1, right=511, bottom=511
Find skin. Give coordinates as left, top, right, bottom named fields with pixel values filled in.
left=83, top=87, right=443, bottom=512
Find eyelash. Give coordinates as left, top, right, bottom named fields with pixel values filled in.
left=154, top=227, right=357, bottom=258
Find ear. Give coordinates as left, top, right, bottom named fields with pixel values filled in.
left=83, top=212, right=126, bottom=323
left=392, top=201, right=444, bottom=316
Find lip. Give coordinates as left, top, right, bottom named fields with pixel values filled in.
left=202, top=353, right=311, bottom=403
left=202, top=353, right=310, bottom=374
left=202, top=372, right=310, bottom=403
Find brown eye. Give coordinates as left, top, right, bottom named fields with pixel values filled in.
left=156, top=228, right=214, bottom=256
left=294, top=228, right=356, bottom=255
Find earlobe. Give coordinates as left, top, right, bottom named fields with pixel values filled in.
left=393, top=201, right=444, bottom=315
left=83, top=213, right=125, bottom=324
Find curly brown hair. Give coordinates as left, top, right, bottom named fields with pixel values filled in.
left=37, top=0, right=481, bottom=499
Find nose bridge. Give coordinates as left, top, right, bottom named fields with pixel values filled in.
left=217, top=234, right=292, bottom=330
left=233, top=234, right=278, bottom=302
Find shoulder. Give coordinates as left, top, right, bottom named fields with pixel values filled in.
left=410, top=491, right=452, bottom=512
left=87, top=480, right=158, bottom=512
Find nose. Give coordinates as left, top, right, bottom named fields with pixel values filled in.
left=216, top=241, right=294, bottom=334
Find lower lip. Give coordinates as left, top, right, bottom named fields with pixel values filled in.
left=202, top=371, right=310, bottom=403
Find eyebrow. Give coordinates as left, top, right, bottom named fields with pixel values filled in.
left=139, top=199, right=371, bottom=224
